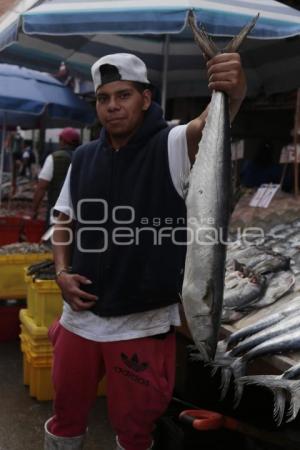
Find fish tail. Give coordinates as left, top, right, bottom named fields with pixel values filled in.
left=188, top=9, right=259, bottom=59
left=219, top=367, right=233, bottom=401
left=273, top=389, right=287, bottom=427
left=233, top=378, right=245, bottom=408
left=231, top=358, right=247, bottom=407
left=187, top=10, right=219, bottom=59
left=231, top=356, right=246, bottom=380
left=223, top=14, right=260, bottom=53
left=285, top=382, right=300, bottom=423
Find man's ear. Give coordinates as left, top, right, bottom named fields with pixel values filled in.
left=142, top=89, right=152, bottom=111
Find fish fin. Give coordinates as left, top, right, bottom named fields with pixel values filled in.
left=188, top=10, right=219, bottom=59
left=223, top=14, right=260, bottom=53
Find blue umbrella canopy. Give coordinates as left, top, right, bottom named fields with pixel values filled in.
left=0, top=62, right=95, bottom=204
left=0, top=63, right=95, bottom=127
left=0, top=0, right=300, bottom=98
left=20, top=0, right=300, bottom=38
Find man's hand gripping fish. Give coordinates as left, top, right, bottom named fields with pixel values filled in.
left=182, top=11, right=259, bottom=362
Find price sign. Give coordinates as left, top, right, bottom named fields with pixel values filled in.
left=280, top=144, right=300, bottom=163
left=249, top=184, right=280, bottom=208
left=231, top=140, right=244, bottom=161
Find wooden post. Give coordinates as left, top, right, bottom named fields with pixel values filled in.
left=293, top=89, right=300, bottom=196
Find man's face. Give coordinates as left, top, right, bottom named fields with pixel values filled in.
left=95, top=81, right=151, bottom=143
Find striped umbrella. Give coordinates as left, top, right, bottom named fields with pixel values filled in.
left=0, top=0, right=300, bottom=104
left=0, top=62, right=95, bottom=204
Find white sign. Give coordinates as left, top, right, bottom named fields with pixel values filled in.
left=280, top=144, right=300, bottom=163
left=231, top=140, right=244, bottom=161
left=249, top=184, right=280, bottom=208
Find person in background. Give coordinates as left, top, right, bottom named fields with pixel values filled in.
left=20, top=140, right=35, bottom=178
left=11, top=128, right=24, bottom=195
left=31, top=127, right=80, bottom=226
left=46, top=52, right=246, bottom=450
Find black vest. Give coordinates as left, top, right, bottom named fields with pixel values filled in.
left=70, top=103, right=187, bottom=317
left=48, top=150, right=72, bottom=209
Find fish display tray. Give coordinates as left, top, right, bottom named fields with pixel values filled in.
left=24, top=276, right=62, bottom=327
left=0, top=252, right=52, bottom=299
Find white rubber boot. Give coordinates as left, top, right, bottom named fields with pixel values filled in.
left=115, top=436, right=154, bottom=450
left=44, top=418, right=86, bottom=449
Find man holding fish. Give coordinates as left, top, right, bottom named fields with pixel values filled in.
left=44, top=16, right=249, bottom=450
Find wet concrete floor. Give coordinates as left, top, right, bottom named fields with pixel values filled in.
left=0, top=339, right=115, bottom=450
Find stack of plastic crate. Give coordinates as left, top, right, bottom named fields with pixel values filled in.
left=20, top=271, right=106, bottom=400
left=19, top=308, right=54, bottom=400
left=20, top=274, right=62, bottom=400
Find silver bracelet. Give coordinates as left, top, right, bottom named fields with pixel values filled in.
left=56, top=268, right=70, bottom=279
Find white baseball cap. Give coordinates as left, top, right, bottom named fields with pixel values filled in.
left=91, top=53, right=150, bottom=92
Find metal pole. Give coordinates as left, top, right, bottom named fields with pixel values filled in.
left=161, top=34, right=170, bottom=115
left=0, top=112, right=6, bottom=207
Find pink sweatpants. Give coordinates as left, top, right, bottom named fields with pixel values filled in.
left=47, top=321, right=176, bottom=450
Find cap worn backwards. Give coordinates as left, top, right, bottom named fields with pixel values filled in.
left=91, top=53, right=150, bottom=92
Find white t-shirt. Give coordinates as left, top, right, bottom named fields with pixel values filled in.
left=55, top=125, right=190, bottom=342
left=38, top=154, right=54, bottom=181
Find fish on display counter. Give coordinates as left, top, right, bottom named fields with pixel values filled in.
left=252, top=271, right=295, bottom=309
left=226, top=296, right=300, bottom=348
left=223, top=267, right=267, bottom=311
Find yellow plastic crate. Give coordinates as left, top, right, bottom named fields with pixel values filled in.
left=24, top=352, right=54, bottom=401
left=19, top=308, right=49, bottom=337
left=24, top=271, right=36, bottom=318
left=0, top=253, right=52, bottom=299
left=22, top=353, right=30, bottom=386
left=20, top=330, right=53, bottom=355
left=29, top=364, right=54, bottom=401
left=33, top=279, right=63, bottom=327
left=23, top=348, right=106, bottom=401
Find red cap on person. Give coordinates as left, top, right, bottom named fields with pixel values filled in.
left=59, top=127, right=80, bottom=146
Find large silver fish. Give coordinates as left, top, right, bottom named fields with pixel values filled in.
left=182, top=11, right=259, bottom=361
left=230, top=313, right=300, bottom=357
left=227, top=296, right=300, bottom=348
